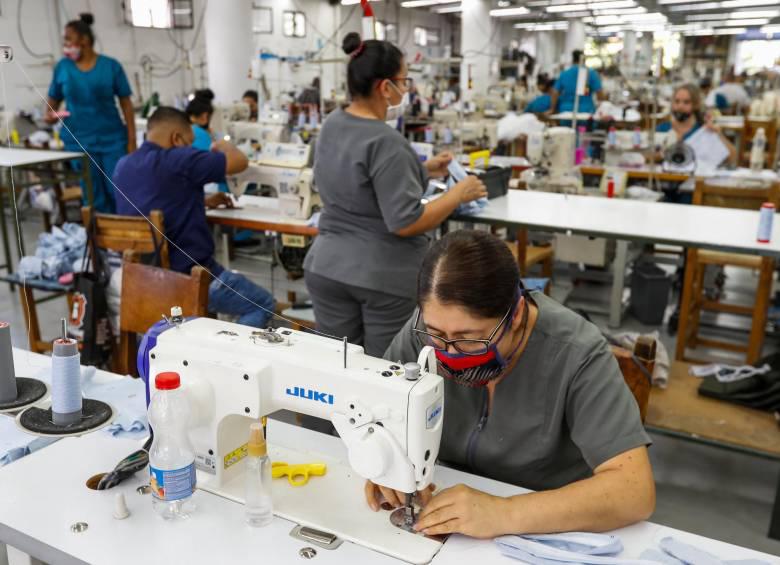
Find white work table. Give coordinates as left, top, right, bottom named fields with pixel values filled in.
left=466, top=190, right=780, bottom=258
left=206, top=195, right=316, bottom=235
left=0, top=147, right=83, bottom=167
left=0, top=418, right=777, bottom=565
left=455, top=190, right=780, bottom=327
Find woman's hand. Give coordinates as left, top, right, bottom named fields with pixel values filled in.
left=425, top=152, right=454, bottom=178
left=453, top=175, right=488, bottom=204
left=364, top=480, right=435, bottom=512
left=704, top=113, right=721, bottom=134
left=414, top=484, right=508, bottom=538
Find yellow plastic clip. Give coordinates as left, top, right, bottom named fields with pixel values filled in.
left=469, top=149, right=491, bottom=169
left=272, top=461, right=327, bottom=487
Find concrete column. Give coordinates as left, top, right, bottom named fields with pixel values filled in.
left=204, top=0, right=254, bottom=104
left=460, top=0, right=493, bottom=100
left=563, top=20, right=586, bottom=64
left=536, top=31, right=556, bottom=75
left=622, top=31, right=637, bottom=71
left=637, top=33, right=654, bottom=75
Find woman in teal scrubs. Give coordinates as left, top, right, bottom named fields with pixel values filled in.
left=46, top=13, right=136, bottom=213
left=186, top=89, right=215, bottom=151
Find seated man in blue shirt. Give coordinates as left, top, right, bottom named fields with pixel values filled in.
left=113, top=107, right=275, bottom=328
left=525, top=74, right=553, bottom=114
left=551, top=50, right=604, bottom=115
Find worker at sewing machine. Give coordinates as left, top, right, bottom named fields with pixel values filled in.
left=186, top=89, right=216, bottom=151
left=303, top=32, right=487, bottom=357
left=655, top=83, right=737, bottom=167
left=243, top=89, right=259, bottom=121
left=550, top=49, right=605, bottom=118
left=112, top=107, right=276, bottom=328
left=524, top=73, right=554, bottom=115
left=367, top=230, right=655, bottom=537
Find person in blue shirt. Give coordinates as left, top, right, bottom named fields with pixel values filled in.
left=46, top=13, right=136, bottom=214
left=551, top=50, right=604, bottom=115
left=185, top=91, right=215, bottom=152
left=113, top=107, right=275, bottom=328
left=656, top=83, right=736, bottom=165
left=700, top=77, right=729, bottom=112
left=524, top=74, right=553, bottom=114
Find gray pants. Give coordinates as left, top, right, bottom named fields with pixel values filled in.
left=304, top=270, right=416, bottom=357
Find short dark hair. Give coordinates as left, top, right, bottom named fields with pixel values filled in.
left=66, top=13, right=95, bottom=46
left=572, top=49, right=584, bottom=64
left=148, top=106, right=191, bottom=132
left=418, top=231, right=520, bottom=319
left=242, top=90, right=258, bottom=103
left=186, top=94, right=213, bottom=118
left=342, top=32, right=403, bottom=98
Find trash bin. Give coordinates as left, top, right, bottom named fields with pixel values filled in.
left=630, top=261, right=671, bottom=325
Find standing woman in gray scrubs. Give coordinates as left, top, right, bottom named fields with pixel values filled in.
left=303, top=32, right=487, bottom=357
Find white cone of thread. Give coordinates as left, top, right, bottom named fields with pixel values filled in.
left=51, top=338, right=81, bottom=425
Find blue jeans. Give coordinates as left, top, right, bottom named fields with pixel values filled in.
left=208, top=270, right=275, bottom=328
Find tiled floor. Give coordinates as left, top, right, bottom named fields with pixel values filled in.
left=4, top=212, right=780, bottom=556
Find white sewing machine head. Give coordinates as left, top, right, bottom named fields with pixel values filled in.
left=143, top=318, right=444, bottom=495
left=522, top=126, right=583, bottom=194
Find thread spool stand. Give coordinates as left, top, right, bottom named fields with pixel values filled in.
left=0, top=321, right=47, bottom=414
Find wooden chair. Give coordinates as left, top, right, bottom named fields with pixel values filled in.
left=741, top=118, right=778, bottom=169
left=611, top=336, right=656, bottom=423
left=81, top=206, right=169, bottom=268
left=118, top=250, right=209, bottom=376
left=675, top=179, right=780, bottom=365
left=24, top=139, right=83, bottom=231
left=505, top=230, right=554, bottom=294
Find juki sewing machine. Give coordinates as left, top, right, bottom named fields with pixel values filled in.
left=141, top=318, right=443, bottom=529
left=521, top=126, right=583, bottom=194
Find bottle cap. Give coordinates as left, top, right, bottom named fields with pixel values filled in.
left=248, top=422, right=267, bottom=457
left=155, top=372, right=181, bottom=390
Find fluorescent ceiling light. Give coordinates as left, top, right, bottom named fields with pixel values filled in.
left=659, top=0, right=711, bottom=4
left=401, top=0, right=457, bottom=7
left=671, top=0, right=778, bottom=9
left=686, top=12, right=730, bottom=19
left=513, top=20, right=568, bottom=29
left=341, top=0, right=381, bottom=4
left=762, top=25, right=780, bottom=33
left=564, top=11, right=592, bottom=16
left=718, top=18, right=769, bottom=25
left=435, top=4, right=463, bottom=12
left=490, top=6, right=530, bottom=16
left=498, top=0, right=511, bottom=6
left=547, top=0, right=635, bottom=13
left=713, top=27, right=746, bottom=34
left=669, top=3, right=718, bottom=11
left=591, top=7, right=646, bottom=15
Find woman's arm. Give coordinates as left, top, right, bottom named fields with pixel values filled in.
left=44, top=97, right=62, bottom=124
left=395, top=176, right=487, bottom=237
left=414, top=446, right=655, bottom=538
left=119, top=96, right=137, bottom=153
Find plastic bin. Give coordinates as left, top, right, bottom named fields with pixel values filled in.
left=630, top=262, right=671, bottom=325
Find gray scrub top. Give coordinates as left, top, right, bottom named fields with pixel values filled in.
left=384, top=291, right=651, bottom=491
left=303, top=109, right=430, bottom=298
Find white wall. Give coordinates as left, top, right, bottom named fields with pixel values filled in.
left=4, top=0, right=208, bottom=115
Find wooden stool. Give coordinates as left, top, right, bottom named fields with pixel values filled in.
left=505, top=231, right=553, bottom=294
left=675, top=179, right=779, bottom=365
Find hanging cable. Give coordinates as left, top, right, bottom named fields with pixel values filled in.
left=17, top=0, right=53, bottom=60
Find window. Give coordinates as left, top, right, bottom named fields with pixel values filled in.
left=414, top=27, right=440, bottom=47
left=283, top=11, right=306, bottom=38
left=124, top=0, right=193, bottom=29
left=253, top=6, right=273, bottom=34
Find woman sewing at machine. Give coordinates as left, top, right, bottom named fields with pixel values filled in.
left=367, top=230, right=655, bottom=537
left=303, top=33, right=487, bottom=358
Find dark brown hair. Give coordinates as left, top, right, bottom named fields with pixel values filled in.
left=66, top=13, right=95, bottom=46
left=418, top=231, right=520, bottom=319
left=342, top=32, right=403, bottom=98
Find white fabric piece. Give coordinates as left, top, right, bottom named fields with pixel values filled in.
left=611, top=331, right=670, bottom=388
left=499, top=112, right=545, bottom=141
left=496, top=533, right=658, bottom=565
left=688, top=364, right=771, bottom=383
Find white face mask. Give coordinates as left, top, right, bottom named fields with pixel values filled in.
left=385, top=81, right=409, bottom=122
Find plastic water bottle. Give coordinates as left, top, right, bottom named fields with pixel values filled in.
left=245, top=422, right=273, bottom=527
left=607, top=126, right=617, bottom=147
left=751, top=127, right=766, bottom=172
left=148, top=372, right=196, bottom=520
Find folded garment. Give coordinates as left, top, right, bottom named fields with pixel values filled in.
left=655, top=537, right=770, bottom=565
left=81, top=369, right=147, bottom=439
left=495, top=533, right=656, bottom=565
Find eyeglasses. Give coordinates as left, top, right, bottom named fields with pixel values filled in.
left=391, top=77, right=414, bottom=90
left=412, top=304, right=513, bottom=356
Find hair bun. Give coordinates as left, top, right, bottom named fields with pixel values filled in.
left=342, top=32, right=362, bottom=56
left=79, top=12, right=94, bottom=26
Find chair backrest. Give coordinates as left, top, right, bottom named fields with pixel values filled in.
left=81, top=206, right=170, bottom=269
left=117, top=251, right=209, bottom=375
left=611, top=336, right=656, bottom=423
left=693, top=178, right=780, bottom=211
left=743, top=118, right=778, bottom=169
